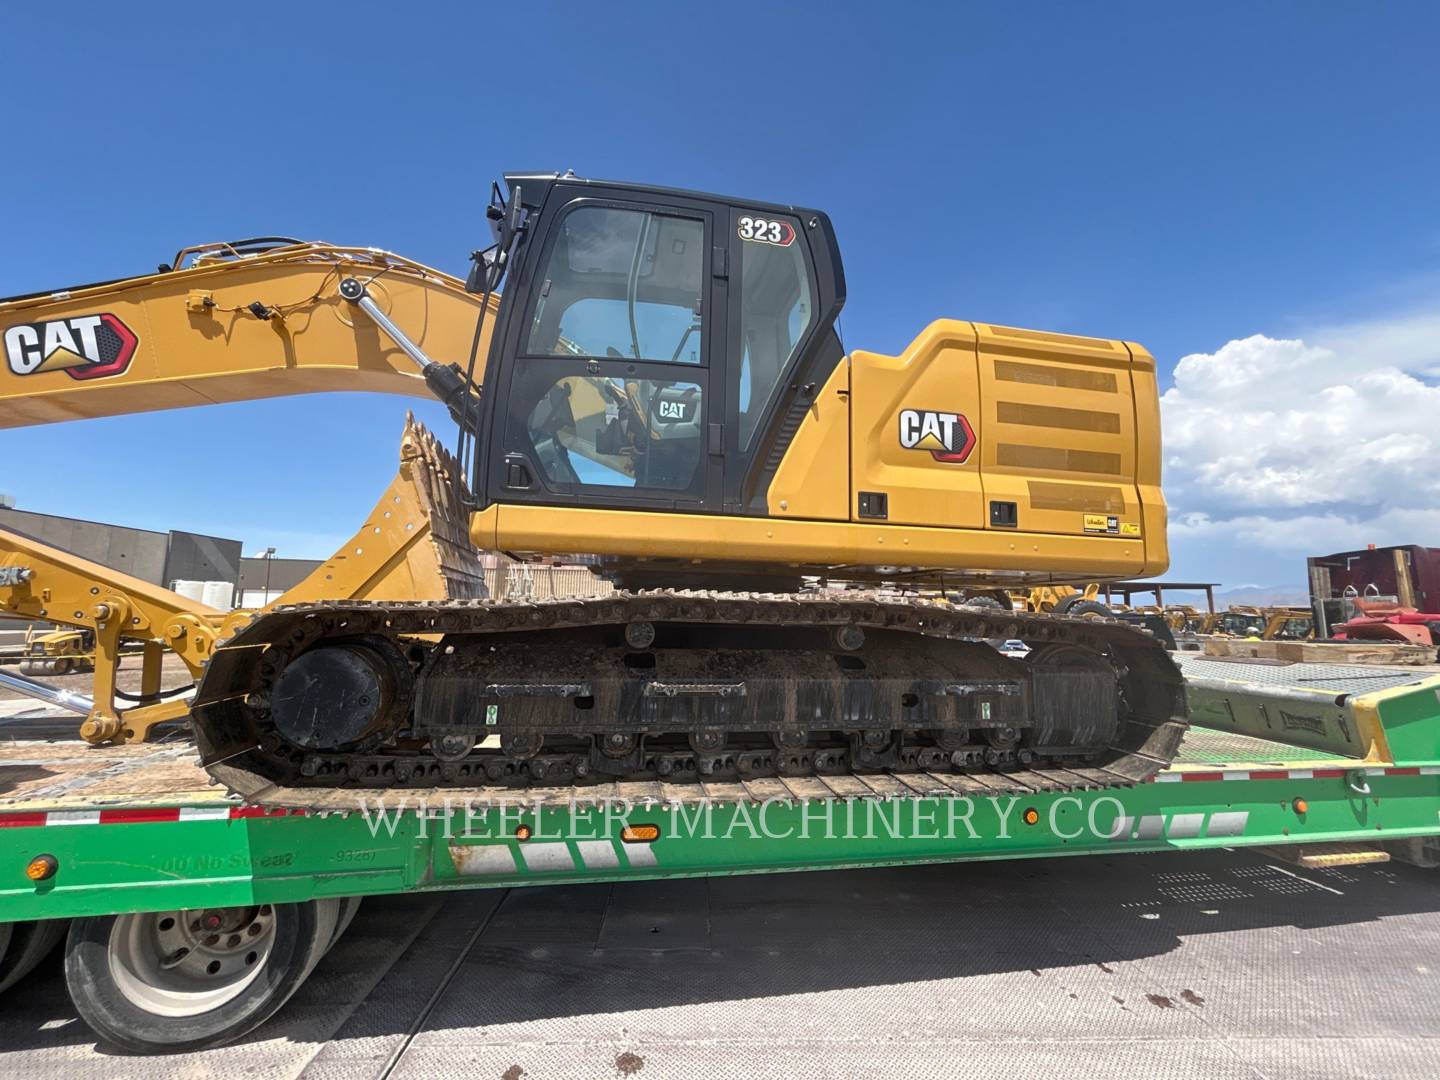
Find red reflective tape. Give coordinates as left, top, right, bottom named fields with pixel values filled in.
left=1180, top=771, right=1224, bottom=783
left=228, top=806, right=269, bottom=819
left=1312, top=768, right=1347, bottom=779
left=0, top=813, right=48, bottom=828
left=98, top=808, right=182, bottom=825
left=1248, top=770, right=1291, bottom=782
left=1386, top=767, right=1421, bottom=776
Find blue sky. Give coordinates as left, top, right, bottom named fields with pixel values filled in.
left=3, top=2, right=1439, bottom=594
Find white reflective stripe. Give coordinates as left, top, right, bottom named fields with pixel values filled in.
left=449, top=844, right=518, bottom=876
left=1153, top=773, right=1183, bottom=783
left=1108, top=815, right=1135, bottom=840
left=178, top=807, right=232, bottom=821
left=1222, top=770, right=1250, bottom=782
left=1288, top=769, right=1314, bottom=780
left=576, top=840, right=619, bottom=870
left=1134, top=815, right=1165, bottom=840
left=1167, top=813, right=1205, bottom=839
left=46, top=811, right=100, bottom=826
left=623, top=843, right=658, bottom=867
left=1421, top=766, right=1440, bottom=776
left=1365, top=767, right=1387, bottom=776
left=1207, top=811, right=1249, bottom=837
left=519, top=842, right=574, bottom=872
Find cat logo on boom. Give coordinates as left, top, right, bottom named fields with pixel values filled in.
left=898, top=408, right=976, bottom=463
left=4, top=314, right=139, bottom=381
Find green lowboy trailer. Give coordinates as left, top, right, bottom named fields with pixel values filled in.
left=2, top=656, right=1438, bottom=1053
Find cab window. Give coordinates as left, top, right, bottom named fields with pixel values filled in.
left=735, top=213, right=813, bottom=449
left=526, top=206, right=704, bottom=364
left=525, top=375, right=704, bottom=491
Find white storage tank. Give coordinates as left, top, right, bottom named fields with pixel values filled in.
left=170, top=580, right=206, bottom=603
left=201, top=580, right=235, bottom=610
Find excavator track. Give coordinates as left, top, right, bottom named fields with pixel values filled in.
left=191, top=592, right=1187, bottom=808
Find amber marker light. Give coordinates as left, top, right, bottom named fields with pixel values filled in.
left=514, top=825, right=533, bottom=841
left=1022, top=808, right=1040, bottom=826
left=26, top=854, right=59, bottom=882
left=1292, top=798, right=1309, bottom=815
left=621, top=824, right=661, bottom=843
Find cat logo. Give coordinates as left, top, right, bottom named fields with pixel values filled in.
left=898, top=408, right=976, bottom=463
left=656, top=399, right=690, bottom=421
left=4, top=313, right=139, bottom=381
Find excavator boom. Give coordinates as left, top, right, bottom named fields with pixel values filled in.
left=1, top=242, right=493, bottom=428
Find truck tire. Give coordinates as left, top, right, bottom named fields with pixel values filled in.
left=64, top=899, right=340, bottom=1054
left=327, top=896, right=362, bottom=952
left=0, top=919, right=67, bottom=995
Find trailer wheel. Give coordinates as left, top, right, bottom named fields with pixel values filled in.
left=328, top=896, right=362, bottom=952
left=64, top=900, right=339, bottom=1054
left=0, top=919, right=67, bottom=995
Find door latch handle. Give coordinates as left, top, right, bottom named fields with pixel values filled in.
left=503, top=454, right=536, bottom=490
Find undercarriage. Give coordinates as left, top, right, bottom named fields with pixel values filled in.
left=191, top=591, right=1187, bottom=806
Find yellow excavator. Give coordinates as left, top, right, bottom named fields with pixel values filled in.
left=0, top=172, right=1184, bottom=803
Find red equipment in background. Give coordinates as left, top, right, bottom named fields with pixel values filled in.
left=1308, top=544, right=1440, bottom=650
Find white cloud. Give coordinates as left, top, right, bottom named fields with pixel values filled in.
left=1159, top=310, right=1440, bottom=582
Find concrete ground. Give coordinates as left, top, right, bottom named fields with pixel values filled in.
left=2, top=848, right=1439, bottom=1079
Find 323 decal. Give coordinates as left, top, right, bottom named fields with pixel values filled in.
left=737, top=215, right=795, bottom=247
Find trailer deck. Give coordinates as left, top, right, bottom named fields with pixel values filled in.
left=3, top=658, right=1439, bottom=922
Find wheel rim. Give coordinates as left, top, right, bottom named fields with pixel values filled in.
left=107, top=906, right=276, bottom=1017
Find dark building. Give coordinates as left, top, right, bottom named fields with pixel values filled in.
left=0, top=507, right=243, bottom=590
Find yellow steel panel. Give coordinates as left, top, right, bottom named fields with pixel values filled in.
left=975, top=322, right=1143, bottom=542
left=1125, top=342, right=1169, bottom=576
left=848, top=320, right=986, bottom=529
left=487, top=504, right=1149, bottom=582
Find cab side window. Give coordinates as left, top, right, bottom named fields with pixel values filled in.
left=734, top=214, right=813, bottom=449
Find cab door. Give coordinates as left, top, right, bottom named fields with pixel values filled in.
left=488, top=191, right=724, bottom=511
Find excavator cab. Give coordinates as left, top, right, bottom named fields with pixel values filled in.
left=471, top=174, right=844, bottom=524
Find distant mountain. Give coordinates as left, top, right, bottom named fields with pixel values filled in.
left=1212, top=584, right=1310, bottom=607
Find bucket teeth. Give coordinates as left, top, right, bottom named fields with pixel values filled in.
left=397, top=414, right=488, bottom=600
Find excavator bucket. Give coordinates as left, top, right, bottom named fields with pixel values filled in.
left=275, top=414, right=488, bottom=606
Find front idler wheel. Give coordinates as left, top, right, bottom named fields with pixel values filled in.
left=268, top=636, right=412, bottom=752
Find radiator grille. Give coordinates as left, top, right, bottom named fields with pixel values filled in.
left=997, top=401, right=1121, bottom=434
left=1028, top=482, right=1127, bottom=512
left=987, top=325, right=1116, bottom=349
left=993, top=359, right=1117, bottom=393
left=997, top=444, right=1123, bottom=476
